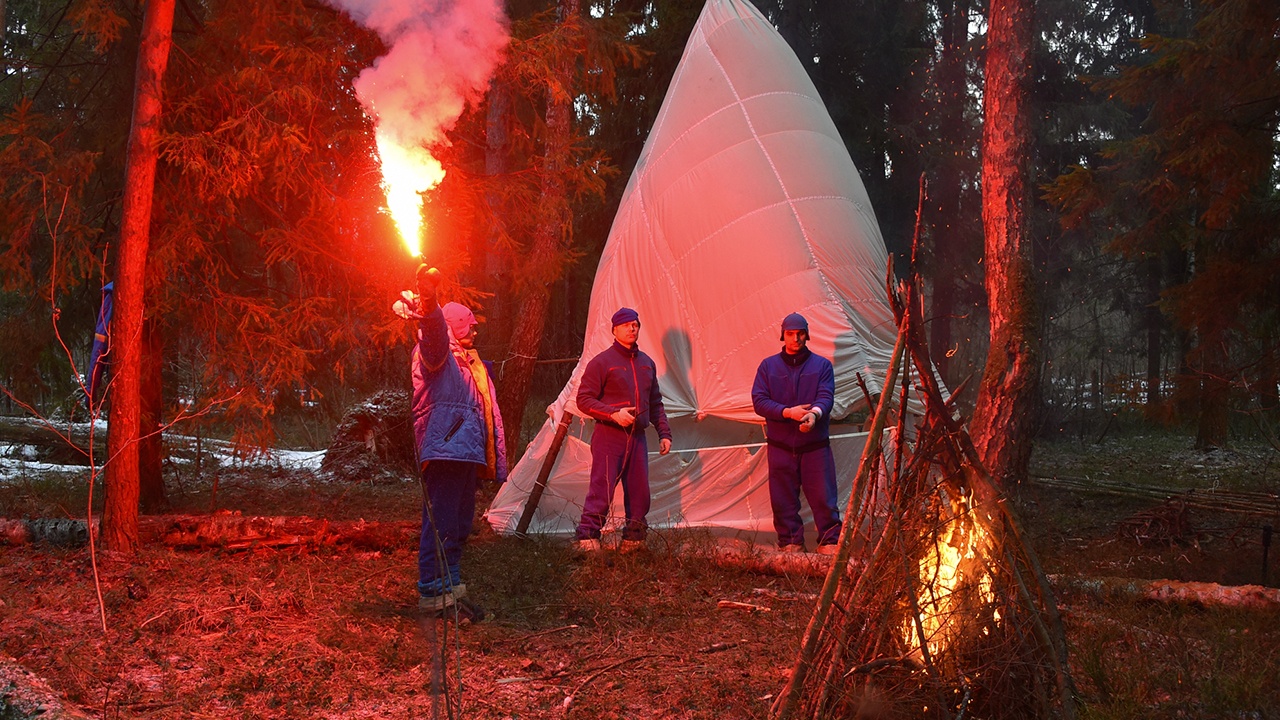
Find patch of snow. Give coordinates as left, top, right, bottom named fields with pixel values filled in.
left=264, top=448, right=326, bottom=471
left=0, top=444, right=40, bottom=460
left=0, top=457, right=94, bottom=483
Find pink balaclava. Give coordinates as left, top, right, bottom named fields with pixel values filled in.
left=441, top=302, right=477, bottom=341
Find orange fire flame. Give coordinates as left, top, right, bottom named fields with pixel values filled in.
left=376, top=131, right=445, bottom=257
left=904, top=495, right=998, bottom=658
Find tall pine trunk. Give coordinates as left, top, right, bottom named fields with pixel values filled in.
left=1194, top=330, right=1230, bottom=449
left=496, top=0, right=579, bottom=460
left=103, top=0, right=176, bottom=553
left=139, top=318, right=167, bottom=513
left=970, top=0, right=1038, bottom=486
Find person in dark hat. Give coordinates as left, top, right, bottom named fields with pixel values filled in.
left=573, top=307, right=672, bottom=553
left=751, top=312, right=842, bottom=553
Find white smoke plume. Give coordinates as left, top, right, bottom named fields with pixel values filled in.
left=327, top=0, right=510, bottom=253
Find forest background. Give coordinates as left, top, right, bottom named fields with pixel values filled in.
left=1, top=0, right=1278, bottom=524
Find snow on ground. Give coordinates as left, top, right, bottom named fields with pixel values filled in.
left=0, top=415, right=328, bottom=485
left=0, top=455, right=92, bottom=483
left=174, top=436, right=326, bottom=472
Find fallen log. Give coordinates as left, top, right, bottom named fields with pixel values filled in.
left=1050, top=574, right=1280, bottom=610
left=681, top=537, right=851, bottom=578
left=0, top=512, right=418, bottom=551
left=1030, top=474, right=1280, bottom=517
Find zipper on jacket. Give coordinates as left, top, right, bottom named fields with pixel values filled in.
left=630, top=357, right=640, bottom=423
left=442, top=416, right=464, bottom=443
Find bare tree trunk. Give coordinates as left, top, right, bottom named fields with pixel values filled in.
left=1143, top=255, right=1162, bottom=407
left=484, top=80, right=510, bottom=280
left=1194, top=331, right=1230, bottom=449
left=496, top=0, right=579, bottom=460
left=971, top=0, right=1038, bottom=487
left=139, top=318, right=167, bottom=513
left=103, top=0, right=176, bottom=554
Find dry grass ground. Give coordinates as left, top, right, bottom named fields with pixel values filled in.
left=1, top=429, right=1278, bottom=719
left=1, top=526, right=822, bottom=718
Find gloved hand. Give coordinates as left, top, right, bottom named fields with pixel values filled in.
left=417, top=264, right=441, bottom=310
left=799, top=412, right=817, bottom=433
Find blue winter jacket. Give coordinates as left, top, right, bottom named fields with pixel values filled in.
left=576, top=340, right=672, bottom=440
left=751, top=348, right=835, bottom=449
left=411, top=305, right=509, bottom=481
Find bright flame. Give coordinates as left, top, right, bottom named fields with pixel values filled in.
left=903, top=495, right=998, bottom=658
left=325, top=0, right=508, bottom=257
left=376, top=132, right=445, bottom=257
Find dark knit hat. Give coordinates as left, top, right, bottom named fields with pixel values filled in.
left=780, top=312, right=808, bottom=339
left=611, top=307, right=640, bottom=327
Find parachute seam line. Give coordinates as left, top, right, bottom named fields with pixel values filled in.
left=645, top=91, right=829, bottom=173
left=671, top=23, right=812, bottom=412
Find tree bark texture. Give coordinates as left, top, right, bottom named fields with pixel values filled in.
left=1194, top=330, right=1230, bottom=449
left=1143, top=255, right=1162, bottom=407
left=139, top=318, right=166, bottom=513
left=971, top=0, right=1038, bottom=486
left=495, top=0, right=579, bottom=460
left=103, top=0, right=176, bottom=554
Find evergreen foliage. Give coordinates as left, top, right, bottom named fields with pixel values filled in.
left=1045, top=0, right=1280, bottom=446
left=151, top=0, right=409, bottom=449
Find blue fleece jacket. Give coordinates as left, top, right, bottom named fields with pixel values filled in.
left=411, top=305, right=508, bottom=480
left=751, top=348, right=835, bottom=449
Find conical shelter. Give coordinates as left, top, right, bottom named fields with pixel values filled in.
left=486, top=0, right=906, bottom=539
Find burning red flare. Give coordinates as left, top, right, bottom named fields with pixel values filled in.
left=324, top=0, right=509, bottom=256
left=375, top=132, right=445, bottom=256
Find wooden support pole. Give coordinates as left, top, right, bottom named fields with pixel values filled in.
left=515, top=411, right=573, bottom=536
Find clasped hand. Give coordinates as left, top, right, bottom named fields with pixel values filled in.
left=610, top=406, right=637, bottom=427
left=784, top=404, right=818, bottom=432
left=608, top=407, right=671, bottom=454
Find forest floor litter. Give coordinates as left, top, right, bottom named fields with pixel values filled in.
left=1, top=430, right=1278, bottom=718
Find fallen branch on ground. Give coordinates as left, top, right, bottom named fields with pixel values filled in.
left=1050, top=574, right=1280, bottom=610
left=688, top=537, right=845, bottom=578
left=0, top=513, right=417, bottom=550
left=1029, top=475, right=1279, bottom=517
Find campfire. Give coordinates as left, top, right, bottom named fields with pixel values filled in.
left=904, top=488, right=999, bottom=661
left=772, top=268, right=1078, bottom=720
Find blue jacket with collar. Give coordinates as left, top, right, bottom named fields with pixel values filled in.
left=576, top=340, right=672, bottom=440
left=751, top=347, right=835, bottom=449
left=411, top=305, right=508, bottom=481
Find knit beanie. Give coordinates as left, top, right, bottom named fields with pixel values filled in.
left=611, top=307, right=640, bottom=327
left=780, top=312, right=808, bottom=339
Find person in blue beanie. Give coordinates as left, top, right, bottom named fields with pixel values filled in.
left=400, top=265, right=507, bottom=619
left=751, top=312, right=842, bottom=553
left=573, top=307, right=672, bottom=553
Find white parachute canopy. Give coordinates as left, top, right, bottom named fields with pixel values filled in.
left=486, top=0, right=903, bottom=539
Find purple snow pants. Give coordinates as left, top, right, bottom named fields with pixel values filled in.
left=418, top=459, right=478, bottom=597
left=576, top=423, right=650, bottom=541
left=766, top=443, right=842, bottom=548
